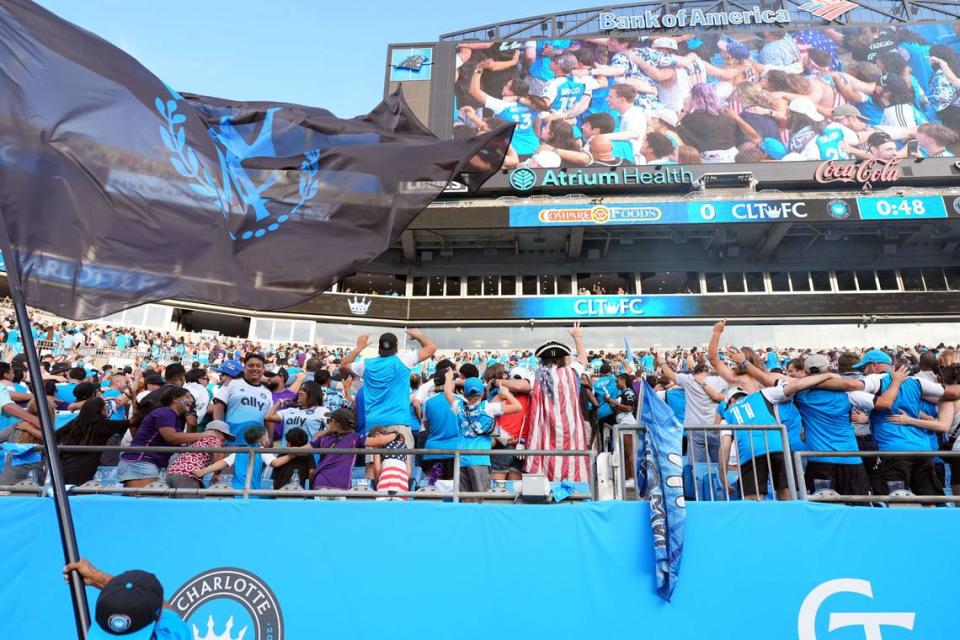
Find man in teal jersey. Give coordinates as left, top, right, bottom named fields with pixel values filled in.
left=469, top=58, right=542, bottom=160
left=719, top=371, right=837, bottom=500
left=542, top=54, right=592, bottom=122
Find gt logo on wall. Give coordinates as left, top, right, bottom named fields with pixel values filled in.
left=798, top=578, right=915, bottom=639
left=170, top=568, right=284, bottom=640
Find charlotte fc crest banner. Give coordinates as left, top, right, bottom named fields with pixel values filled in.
left=636, top=379, right=686, bottom=601
left=0, top=0, right=512, bottom=320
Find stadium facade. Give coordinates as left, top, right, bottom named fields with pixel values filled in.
left=19, top=1, right=960, bottom=350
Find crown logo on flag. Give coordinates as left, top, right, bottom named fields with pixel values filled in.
left=348, top=296, right=372, bottom=316
left=156, top=95, right=322, bottom=242
left=192, top=615, right=247, bottom=640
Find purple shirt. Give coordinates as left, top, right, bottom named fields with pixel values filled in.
left=121, top=406, right=183, bottom=467
left=311, top=432, right=357, bottom=490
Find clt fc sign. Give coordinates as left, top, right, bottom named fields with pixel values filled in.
left=573, top=297, right=645, bottom=317
left=798, top=579, right=915, bottom=640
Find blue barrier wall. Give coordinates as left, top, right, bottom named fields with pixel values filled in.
left=1, top=497, right=955, bottom=639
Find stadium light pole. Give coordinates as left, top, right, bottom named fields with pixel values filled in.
left=11, top=291, right=90, bottom=639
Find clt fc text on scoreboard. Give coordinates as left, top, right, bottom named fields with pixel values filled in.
left=508, top=195, right=956, bottom=228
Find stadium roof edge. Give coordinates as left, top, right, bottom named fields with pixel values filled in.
left=438, top=0, right=957, bottom=41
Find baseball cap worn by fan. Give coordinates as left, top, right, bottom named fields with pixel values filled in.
left=788, top=97, right=823, bottom=122
left=556, top=53, right=578, bottom=73
left=650, top=108, right=678, bottom=128
left=803, top=354, right=831, bottom=374
left=378, top=332, right=399, bottom=356
left=143, top=373, right=165, bottom=387
left=204, top=420, right=236, bottom=441
left=89, top=570, right=164, bottom=639
left=724, top=387, right=748, bottom=403
left=464, top=377, right=485, bottom=397
left=867, top=131, right=893, bottom=148
left=832, top=104, right=867, bottom=120
left=652, top=37, right=678, bottom=51
left=853, top=349, right=893, bottom=369
left=727, top=42, right=750, bottom=61
left=214, top=360, right=243, bottom=378
left=760, top=137, right=787, bottom=160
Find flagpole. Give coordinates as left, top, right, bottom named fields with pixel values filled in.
left=11, top=292, right=90, bottom=639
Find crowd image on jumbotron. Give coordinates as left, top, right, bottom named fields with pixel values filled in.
left=452, top=22, right=960, bottom=168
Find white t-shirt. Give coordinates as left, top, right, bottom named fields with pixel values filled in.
left=675, top=373, right=728, bottom=427
left=184, top=382, right=209, bottom=419
left=861, top=374, right=944, bottom=398
left=763, top=383, right=875, bottom=412
left=619, top=106, right=648, bottom=164
left=277, top=405, right=328, bottom=443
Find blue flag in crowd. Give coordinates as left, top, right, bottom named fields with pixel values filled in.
left=0, top=0, right=512, bottom=320
left=2, top=442, right=41, bottom=467
left=624, top=337, right=636, bottom=366
left=635, top=380, right=686, bottom=601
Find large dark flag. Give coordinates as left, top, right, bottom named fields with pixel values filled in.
left=0, top=0, right=512, bottom=319
left=635, top=380, right=686, bottom=601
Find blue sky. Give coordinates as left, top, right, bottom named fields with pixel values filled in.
left=36, top=0, right=587, bottom=117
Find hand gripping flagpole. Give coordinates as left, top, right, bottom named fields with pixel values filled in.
left=10, top=292, right=90, bottom=639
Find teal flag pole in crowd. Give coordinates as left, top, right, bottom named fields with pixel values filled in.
left=624, top=337, right=636, bottom=367
left=635, top=379, right=686, bottom=601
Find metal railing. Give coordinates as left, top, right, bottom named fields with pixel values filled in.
left=0, top=444, right=596, bottom=503
left=794, top=449, right=960, bottom=505
left=608, top=422, right=797, bottom=502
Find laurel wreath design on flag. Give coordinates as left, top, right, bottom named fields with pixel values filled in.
left=156, top=96, right=321, bottom=240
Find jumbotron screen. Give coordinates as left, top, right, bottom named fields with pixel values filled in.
left=450, top=22, right=960, bottom=169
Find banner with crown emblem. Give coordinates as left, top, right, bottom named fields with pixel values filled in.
left=3, top=496, right=958, bottom=639
left=0, top=0, right=512, bottom=320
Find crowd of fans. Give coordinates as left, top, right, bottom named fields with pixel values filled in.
left=0, top=302, right=957, bottom=501
left=454, top=24, right=960, bottom=167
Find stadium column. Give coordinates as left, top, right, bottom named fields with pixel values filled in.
left=12, top=294, right=90, bottom=639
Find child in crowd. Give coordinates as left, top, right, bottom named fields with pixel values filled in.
left=366, top=426, right=408, bottom=500
left=445, top=375, right=522, bottom=501
left=271, top=427, right=312, bottom=489
left=311, top=408, right=359, bottom=490
left=194, top=425, right=297, bottom=493
left=165, top=420, right=234, bottom=496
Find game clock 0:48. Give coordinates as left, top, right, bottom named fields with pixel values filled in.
left=856, top=196, right=947, bottom=220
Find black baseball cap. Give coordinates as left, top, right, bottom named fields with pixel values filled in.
left=73, top=382, right=99, bottom=401
left=867, top=131, right=893, bottom=148
left=163, top=363, right=186, bottom=381
left=264, top=367, right=288, bottom=382
left=91, top=570, right=164, bottom=639
left=144, top=373, right=165, bottom=387
left=378, top=332, right=399, bottom=356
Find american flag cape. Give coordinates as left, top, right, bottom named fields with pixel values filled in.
left=524, top=365, right=589, bottom=481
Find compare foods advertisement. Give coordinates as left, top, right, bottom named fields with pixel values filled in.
left=451, top=22, right=960, bottom=172
left=508, top=194, right=954, bottom=227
